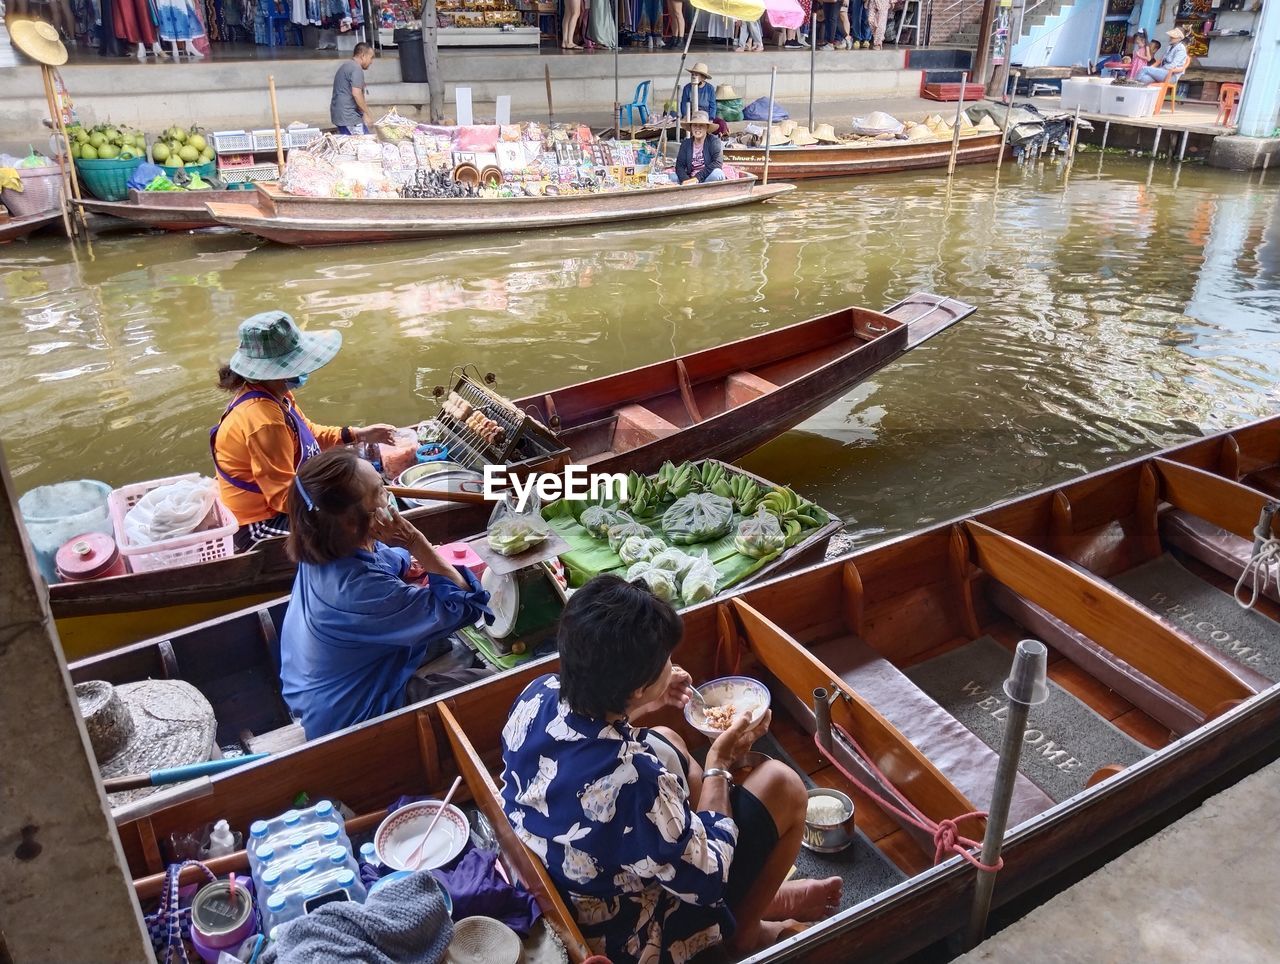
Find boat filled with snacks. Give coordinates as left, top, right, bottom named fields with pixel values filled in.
left=724, top=110, right=1006, bottom=181
left=104, top=414, right=1280, bottom=962
left=47, top=293, right=973, bottom=657
left=204, top=118, right=792, bottom=245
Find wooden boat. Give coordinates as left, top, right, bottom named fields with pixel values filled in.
left=51, top=292, right=974, bottom=659
left=204, top=177, right=794, bottom=247
left=0, top=209, right=61, bottom=242
left=113, top=414, right=1280, bottom=962
left=75, top=187, right=242, bottom=231
left=724, top=131, right=1005, bottom=181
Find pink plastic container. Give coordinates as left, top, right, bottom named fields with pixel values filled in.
left=439, top=541, right=486, bottom=579
left=56, top=532, right=128, bottom=581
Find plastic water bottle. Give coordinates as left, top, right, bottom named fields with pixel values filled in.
left=207, top=819, right=236, bottom=858
left=359, top=841, right=380, bottom=871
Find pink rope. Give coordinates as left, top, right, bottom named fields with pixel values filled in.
left=813, top=724, right=1003, bottom=873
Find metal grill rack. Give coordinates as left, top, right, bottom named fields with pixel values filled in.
left=433, top=367, right=565, bottom=470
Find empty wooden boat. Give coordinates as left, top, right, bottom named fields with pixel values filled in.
left=723, top=131, right=1005, bottom=181
left=111, top=415, right=1280, bottom=962
left=52, top=292, right=973, bottom=659
left=205, top=177, right=794, bottom=247
left=0, top=209, right=61, bottom=242
left=75, top=188, right=241, bottom=231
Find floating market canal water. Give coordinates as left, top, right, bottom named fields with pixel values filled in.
left=2, top=156, right=1279, bottom=552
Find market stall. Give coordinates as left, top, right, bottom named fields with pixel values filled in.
left=373, top=0, right=540, bottom=46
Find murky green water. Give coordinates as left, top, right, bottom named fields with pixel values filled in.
left=3, top=155, right=1279, bottom=550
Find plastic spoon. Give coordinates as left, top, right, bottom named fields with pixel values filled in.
left=407, top=776, right=462, bottom=871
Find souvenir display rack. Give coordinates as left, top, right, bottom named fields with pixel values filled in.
left=212, top=127, right=321, bottom=184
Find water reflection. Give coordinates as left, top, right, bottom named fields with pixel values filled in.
left=2, top=156, right=1278, bottom=551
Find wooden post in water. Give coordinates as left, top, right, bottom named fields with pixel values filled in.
left=0, top=443, right=153, bottom=960
left=545, top=64, right=554, bottom=122
left=947, top=71, right=968, bottom=178
left=995, top=70, right=1017, bottom=175
left=268, top=75, right=286, bottom=171
left=38, top=65, right=74, bottom=239
left=423, top=0, right=444, bottom=123
left=1065, top=104, right=1081, bottom=171
left=762, top=66, right=777, bottom=186
left=808, top=8, right=816, bottom=131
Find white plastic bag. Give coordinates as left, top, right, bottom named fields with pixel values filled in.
left=123, top=477, right=217, bottom=547
left=681, top=550, right=719, bottom=604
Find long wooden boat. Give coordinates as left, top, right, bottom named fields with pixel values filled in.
left=51, top=292, right=973, bottom=658
left=111, top=414, right=1280, bottom=962
left=204, top=176, right=794, bottom=246
left=725, top=131, right=1005, bottom=181
left=75, top=187, right=241, bottom=231
left=0, top=209, right=61, bottom=242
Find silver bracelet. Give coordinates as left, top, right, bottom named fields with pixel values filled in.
left=703, top=767, right=734, bottom=787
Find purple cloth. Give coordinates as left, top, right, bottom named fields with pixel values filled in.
left=434, top=848, right=541, bottom=936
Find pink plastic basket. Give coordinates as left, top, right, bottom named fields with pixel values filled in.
left=108, top=474, right=238, bottom=573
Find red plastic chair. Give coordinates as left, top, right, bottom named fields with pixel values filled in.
left=1217, top=82, right=1243, bottom=126
left=1151, top=62, right=1188, bottom=114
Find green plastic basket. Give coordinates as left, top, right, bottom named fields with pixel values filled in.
left=75, top=156, right=145, bottom=201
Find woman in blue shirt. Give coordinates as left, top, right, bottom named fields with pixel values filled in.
left=499, top=576, right=840, bottom=963
left=280, top=448, right=491, bottom=739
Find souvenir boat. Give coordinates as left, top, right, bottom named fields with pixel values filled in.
left=724, top=131, right=1005, bottom=181
left=51, top=293, right=974, bottom=658
left=112, top=413, right=1280, bottom=962
left=204, top=177, right=794, bottom=246
left=75, top=187, right=243, bottom=231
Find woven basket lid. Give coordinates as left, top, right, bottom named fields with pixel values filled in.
left=446, top=917, right=522, bottom=964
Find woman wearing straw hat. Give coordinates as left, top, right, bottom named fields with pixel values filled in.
left=680, top=62, right=731, bottom=136
left=1134, top=27, right=1189, bottom=84
left=210, top=311, right=395, bottom=552
left=672, top=110, right=726, bottom=184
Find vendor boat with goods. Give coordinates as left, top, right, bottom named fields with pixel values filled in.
left=107, top=413, right=1280, bottom=963
left=45, top=292, right=973, bottom=658
left=204, top=119, right=793, bottom=246
left=723, top=110, right=1007, bottom=181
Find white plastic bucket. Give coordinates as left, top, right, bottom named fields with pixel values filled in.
left=18, top=480, right=114, bottom=584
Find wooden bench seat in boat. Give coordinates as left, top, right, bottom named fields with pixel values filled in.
left=1160, top=508, right=1280, bottom=607
left=614, top=403, right=680, bottom=449
left=805, top=636, right=1055, bottom=826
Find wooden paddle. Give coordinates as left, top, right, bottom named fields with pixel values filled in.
left=386, top=485, right=491, bottom=506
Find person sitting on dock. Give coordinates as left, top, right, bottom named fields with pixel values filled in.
left=672, top=111, right=726, bottom=185
left=279, top=448, right=492, bottom=740
left=1134, top=29, right=1187, bottom=85
left=211, top=311, right=396, bottom=552
left=499, top=575, right=841, bottom=963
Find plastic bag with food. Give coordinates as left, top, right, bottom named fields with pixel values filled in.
left=581, top=505, right=630, bottom=539
left=619, top=536, right=667, bottom=567
left=681, top=550, right=719, bottom=604
left=662, top=493, right=735, bottom=545
left=486, top=491, right=551, bottom=556
left=734, top=508, right=786, bottom=560
left=123, top=476, right=218, bottom=547
left=649, top=547, right=695, bottom=577
left=630, top=566, right=677, bottom=604
left=607, top=516, right=653, bottom=553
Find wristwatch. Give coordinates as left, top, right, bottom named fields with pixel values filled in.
left=341, top=426, right=355, bottom=444
left=703, top=767, right=734, bottom=787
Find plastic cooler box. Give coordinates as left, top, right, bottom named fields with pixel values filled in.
left=1060, top=78, right=1109, bottom=114
left=108, top=473, right=237, bottom=573
left=1101, top=85, right=1158, bottom=118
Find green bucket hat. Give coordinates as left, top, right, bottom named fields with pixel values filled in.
left=228, top=312, right=342, bottom=382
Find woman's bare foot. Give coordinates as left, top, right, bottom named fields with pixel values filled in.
left=764, top=877, right=843, bottom=922
left=732, top=918, right=811, bottom=953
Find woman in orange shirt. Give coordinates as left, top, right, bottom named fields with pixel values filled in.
left=211, top=312, right=395, bottom=552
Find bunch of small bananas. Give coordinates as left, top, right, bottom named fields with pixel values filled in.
left=707, top=472, right=762, bottom=516
left=758, top=485, right=829, bottom=542
left=656, top=460, right=697, bottom=502
left=692, top=461, right=727, bottom=494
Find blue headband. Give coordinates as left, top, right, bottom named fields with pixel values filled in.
left=294, top=475, right=316, bottom=512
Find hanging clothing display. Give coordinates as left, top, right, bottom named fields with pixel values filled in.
left=587, top=0, right=616, bottom=46
left=155, top=0, right=207, bottom=40
left=113, top=0, right=159, bottom=45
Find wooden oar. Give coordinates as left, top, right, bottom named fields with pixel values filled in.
left=103, top=753, right=268, bottom=793
left=386, top=485, right=491, bottom=506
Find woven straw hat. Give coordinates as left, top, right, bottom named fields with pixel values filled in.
left=687, top=62, right=713, bottom=80
left=445, top=917, right=522, bottom=964
left=77, top=679, right=217, bottom=804
left=715, top=84, right=739, bottom=100
left=681, top=110, right=715, bottom=130
left=10, top=20, right=69, bottom=66
left=766, top=124, right=792, bottom=145
left=813, top=123, right=840, bottom=143
left=1167, top=27, right=1185, bottom=41
left=789, top=126, right=819, bottom=146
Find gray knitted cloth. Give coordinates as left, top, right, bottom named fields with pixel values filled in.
left=262, top=869, right=454, bottom=964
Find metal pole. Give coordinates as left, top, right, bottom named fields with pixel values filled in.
left=995, top=70, right=1016, bottom=175
left=614, top=27, right=620, bottom=139
left=1178, top=128, right=1189, bottom=162
left=808, top=9, right=816, bottom=130
left=813, top=687, right=833, bottom=752
left=1100, top=118, right=1110, bottom=151
left=1152, top=125, right=1162, bottom=158
left=1065, top=103, right=1081, bottom=170
left=762, top=65, right=777, bottom=186
left=965, top=639, right=1048, bottom=948
left=657, top=9, right=700, bottom=159
left=947, top=70, right=968, bottom=177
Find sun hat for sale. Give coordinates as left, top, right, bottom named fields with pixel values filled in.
left=1167, top=27, right=1185, bottom=41
left=228, top=311, right=343, bottom=382
left=789, top=126, right=819, bottom=146
left=10, top=20, right=68, bottom=66
left=682, top=110, right=716, bottom=130
left=813, top=123, right=840, bottom=143
left=687, top=61, right=713, bottom=80
left=76, top=679, right=216, bottom=803
left=765, top=124, right=792, bottom=145
left=445, top=917, right=522, bottom=964
left=715, top=84, right=739, bottom=100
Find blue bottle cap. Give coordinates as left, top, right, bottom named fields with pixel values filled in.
left=250, top=820, right=269, bottom=838
left=283, top=810, right=302, bottom=827
left=315, top=800, right=334, bottom=818
left=337, top=869, right=355, bottom=887
left=266, top=893, right=287, bottom=912
left=257, top=844, right=275, bottom=863
left=289, top=835, right=308, bottom=850
left=321, top=823, right=340, bottom=842
left=297, top=859, right=315, bottom=875
left=262, top=866, right=283, bottom=887
left=330, top=847, right=348, bottom=864
left=359, top=842, right=376, bottom=859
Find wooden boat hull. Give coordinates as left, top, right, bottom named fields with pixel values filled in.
left=75, top=188, right=241, bottom=231
left=49, top=292, right=973, bottom=657
left=0, top=210, right=61, bottom=242
left=724, top=132, right=1005, bottom=181
left=205, top=178, right=794, bottom=246
left=108, top=413, right=1280, bottom=962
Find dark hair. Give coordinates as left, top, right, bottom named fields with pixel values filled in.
left=354, top=41, right=373, bottom=57
left=286, top=448, right=374, bottom=565
left=1151, top=39, right=1161, bottom=50
left=218, top=364, right=248, bottom=392
left=557, top=574, right=683, bottom=719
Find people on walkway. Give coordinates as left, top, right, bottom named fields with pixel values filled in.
left=561, top=0, right=583, bottom=48
left=210, top=311, right=395, bottom=551
left=665, top=0, right=686, bottom=47
left=866, top=0, right=888, bottom=48
left=498, top=575, right=842, bottom=963
left=673, top=110, right=725, bottom=184
left=1135, top=28, right=1188, bottom=84
left=330, top=42, right=374, bottom=134
left=279, top=448, right=491, bottom=739
left=635, top=0, right=663, bottom=49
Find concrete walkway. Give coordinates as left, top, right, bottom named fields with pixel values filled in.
left=960, top=758, right=1280, bottom=963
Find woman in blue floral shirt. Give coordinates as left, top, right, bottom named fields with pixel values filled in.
left=499, top=576, right=840, bottom=963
